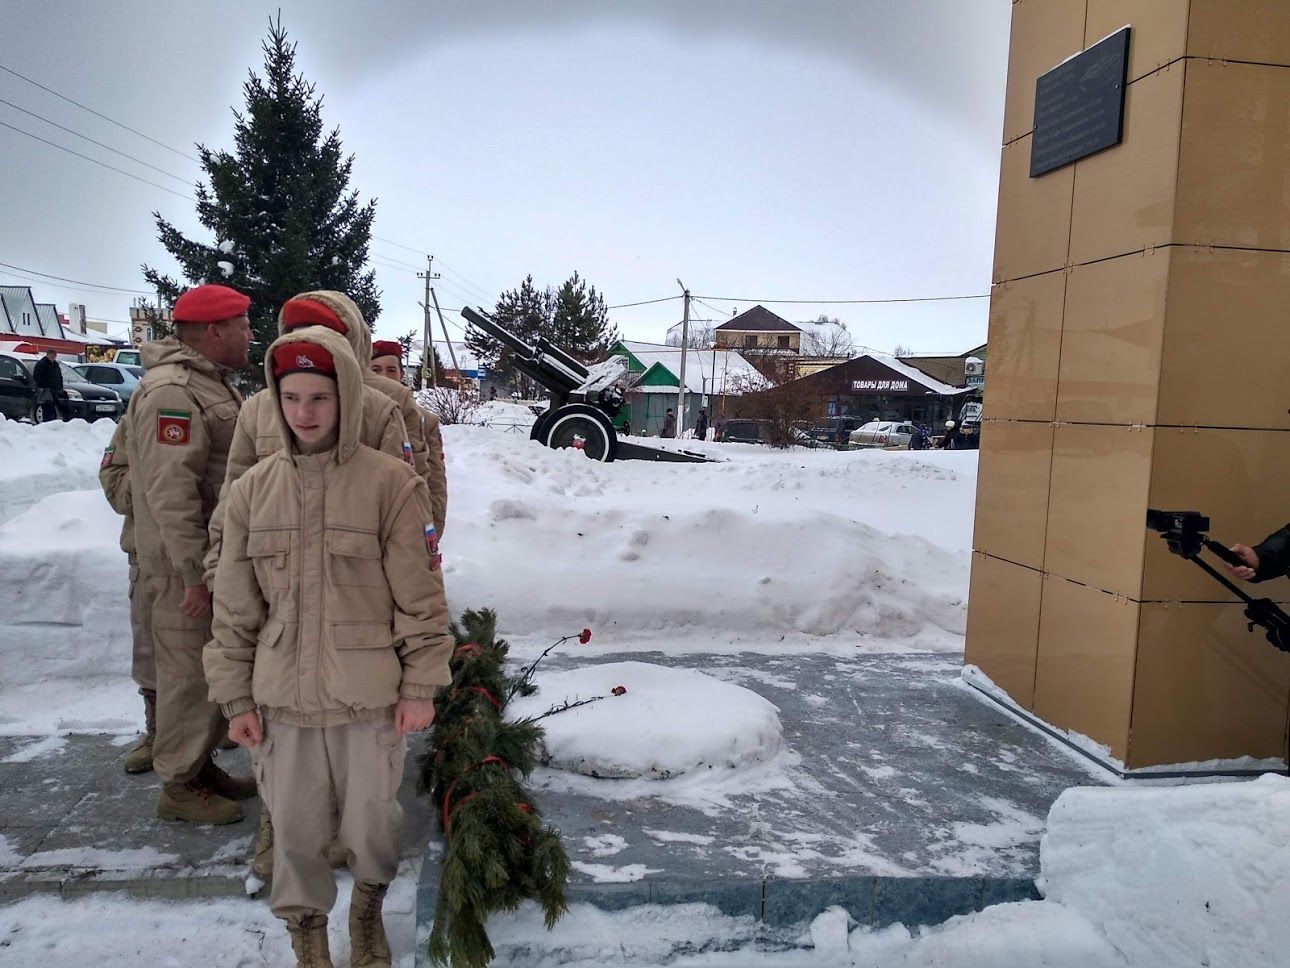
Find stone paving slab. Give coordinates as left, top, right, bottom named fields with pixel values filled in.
left=0, top=734, right=436, bottom=901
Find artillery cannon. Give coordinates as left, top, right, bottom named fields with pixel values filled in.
left=462, top=306, right=712, bottom=463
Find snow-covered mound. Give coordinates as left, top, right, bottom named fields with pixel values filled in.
left=0, top=489, right=130, bottom=685
left=1040, top=774, right=1290, bottom=968
left=440, top=425, right=973, bottom=649
left=0, top=414, right=116, bottom=525
left=507, top=661, right=783, bottom=779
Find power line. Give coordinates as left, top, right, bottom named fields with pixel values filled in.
left=607, top=294, right=681, bottom=310
left=695, top=293, right=989, bottom=305
left=0, top=97, right=193, bottom=184
left=0, top=119, right=195, bottom=201
left=0, top=61, right=201, bottom=163
left=0, top=261, right=152, bottom=294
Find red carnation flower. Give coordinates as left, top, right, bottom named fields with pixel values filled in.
left=579, top=628, right=592, bottom=644
left=612, top=685, right=627, bottom=696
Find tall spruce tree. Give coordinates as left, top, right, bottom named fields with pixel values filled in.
left=551, top=271, right=618, bottom=363
left=142, top=16, right=380, bottom=383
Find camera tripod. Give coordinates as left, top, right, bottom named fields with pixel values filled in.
left=1147, top=510, right=1290, bottom=653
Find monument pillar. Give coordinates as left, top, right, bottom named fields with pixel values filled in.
left=966, top=0, right=1290, bottom=771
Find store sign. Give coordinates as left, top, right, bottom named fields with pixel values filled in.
left=851, top=379, right=909, bottom=393
left=966, top=374, right=984, bottom=388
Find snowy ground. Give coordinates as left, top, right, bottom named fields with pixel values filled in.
left=3, top=417, right=1287, bottom=966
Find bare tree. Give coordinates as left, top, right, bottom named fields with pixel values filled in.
left=891, top=343, right=913, bottom=358
left=416, top=386, right=481, bottom=426
left=665, top=321, right=716, bottom=349
left=731, top=379, right=825, bottom=449
left=799, top=314, right=855, bottom=358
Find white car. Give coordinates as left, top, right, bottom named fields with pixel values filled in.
left=848, top=420, right=917, bottom=449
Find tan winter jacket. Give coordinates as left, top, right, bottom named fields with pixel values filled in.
left=99, top=414, right=133, bottom=557
left=204, top=321, right=412, bottom=583
left=125, top=337, right=242, bottom=585
left=205, top=326, right=454, bottom=727
left=418, top=402, right=448, bottom=536
left=283, top=290, right=448, bottom=533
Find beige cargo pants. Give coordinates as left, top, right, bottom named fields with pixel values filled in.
left=253, top=717, right=406, bottom=921
left=142, top=570, right=223, bottom=783
left=127, top=558, right=155, bottom=693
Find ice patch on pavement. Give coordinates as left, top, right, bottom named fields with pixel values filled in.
left=1, top=734, right=67, bottom=763
left=569, top=861, right=661, bottom=883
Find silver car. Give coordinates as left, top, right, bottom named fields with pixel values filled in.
left=74, top=362, right=144, bottom=402
left=848, top=420, right=917, bottom=449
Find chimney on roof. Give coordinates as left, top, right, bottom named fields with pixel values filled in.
left=67, top=303, right=87, bottom=335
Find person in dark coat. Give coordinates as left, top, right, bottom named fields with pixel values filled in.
left=935, top=419, right=959, bottom=450
left=1225, top=524, right=1290, bottom=583
left=695, top=408, right=708, bottom=441
left=910, top=423, right=931, bottom=450
left=32, top=349, right=64, bottom=422
left=661, top=408, right=676, bottom=438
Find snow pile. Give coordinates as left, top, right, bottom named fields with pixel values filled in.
left=470, top=399, right=541, bottom=429
left=0, top=489, right=130, bottom=686
left=1040, top=774, right=1290, bottom=968
left=0, top=414, right=116, bottom=525
left=507, top=661, right=783, bottom=779
left=440, top=425, right=973, bottom=649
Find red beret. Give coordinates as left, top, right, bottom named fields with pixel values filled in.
left=281, top=297, right=348, bottom=335
left=172, top=284, right=250, bottom=324
left=271, top=342, right=337, bottom=380
left=371, top=340, right=402, bottom=361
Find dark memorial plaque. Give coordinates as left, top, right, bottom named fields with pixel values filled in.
left=1030, top=26, right=1130, bottom=177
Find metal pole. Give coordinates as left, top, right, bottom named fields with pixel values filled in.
left=429, top=287, right=460, bottom=383
left=675, top=279, right=690, bottom=438
left=417, top=256, right=441, bottom=389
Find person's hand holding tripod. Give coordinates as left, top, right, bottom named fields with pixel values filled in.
left=1224, top=545, right=1260, bottom=582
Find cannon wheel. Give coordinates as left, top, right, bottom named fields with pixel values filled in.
left=541, top=404, right=618, bottom=462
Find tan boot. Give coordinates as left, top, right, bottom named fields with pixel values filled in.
left=250, top=804, right=274, bottom=882
left=349, top=881, right=392, bottom=968
left=123, top=690, right=156, bottom=774
left=286, top=913, right=333, bottom=968
left=199, top=758, right=258, bottom=801
left=157, top=777, right=244, bottom=825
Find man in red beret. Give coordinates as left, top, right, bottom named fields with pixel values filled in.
left=370, top=339, right=448, bottom=539
left=124, top=283, right=255, bottom=825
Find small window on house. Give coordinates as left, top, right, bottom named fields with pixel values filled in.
left=777, top=334, right=791, bottom=350
left=743, top=334, right=757, bottom=349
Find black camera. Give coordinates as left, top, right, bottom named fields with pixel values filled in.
left=1145, top=508, right=1289, bottom=653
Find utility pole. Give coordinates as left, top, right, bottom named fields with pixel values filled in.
left=675, top=278, right=690, bottom=438
left=429, top=286, right=461, bottom=381
left=417, top=256, right=440, bottom=390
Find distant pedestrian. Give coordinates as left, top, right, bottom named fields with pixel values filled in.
left=32, top=349, right=64, bottom=422
left=489, top=386, right=498, bottom=401
left=695, top=408, right=708, bottom=441
left=936, top=419, right=960, bottom=450
left=661, top=408, right=676, bottom=438
left=911, top=423, right=931, bottom=450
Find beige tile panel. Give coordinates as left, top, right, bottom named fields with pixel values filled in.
left=1157, top=247, right=1290, bottom=432
left=1033, top=573, right=1137, bottom=762
left=973, top=420, right=1055, bottom=571
left=1003, top=0, right=1089, bottom=145
left=993, top=135, right=1074, bottom=284
left=1068, top=62, right=1184, bottom=267
left=983, top=272, right=1065, bottom=422
left=1128, top=600, right=1290, bottom=768
left=1056, top=248, right=1168, bottom=426
left=964, top=552, right=1044, bottom=710
left=1085, top=1, right=1187, bottom=83
left=1176, top=59, right=1290, bottom=251
left=1188, top=0, right=1290, bottom=67
left=1045, top=423, right=1154, bottom=599
left=1143, top=427, right=1290, bottom=604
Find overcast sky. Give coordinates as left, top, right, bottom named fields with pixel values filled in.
left=1, top=0, right=1012, bottom=354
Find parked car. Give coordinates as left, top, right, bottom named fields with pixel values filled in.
left=848, top=420, right=918, bottom=449
left=74, top=362, right=143, bottom=402
left=807, top=415, right=866, bottom=447
left=0, top=352, right=125, bottom=423
left=719, top=419, right=819, bottom=448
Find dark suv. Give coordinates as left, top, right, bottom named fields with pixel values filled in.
left=807, top=415, right=866, bottom=447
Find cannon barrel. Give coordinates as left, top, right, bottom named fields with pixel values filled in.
left=462, top=306, right=588, bottom=394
